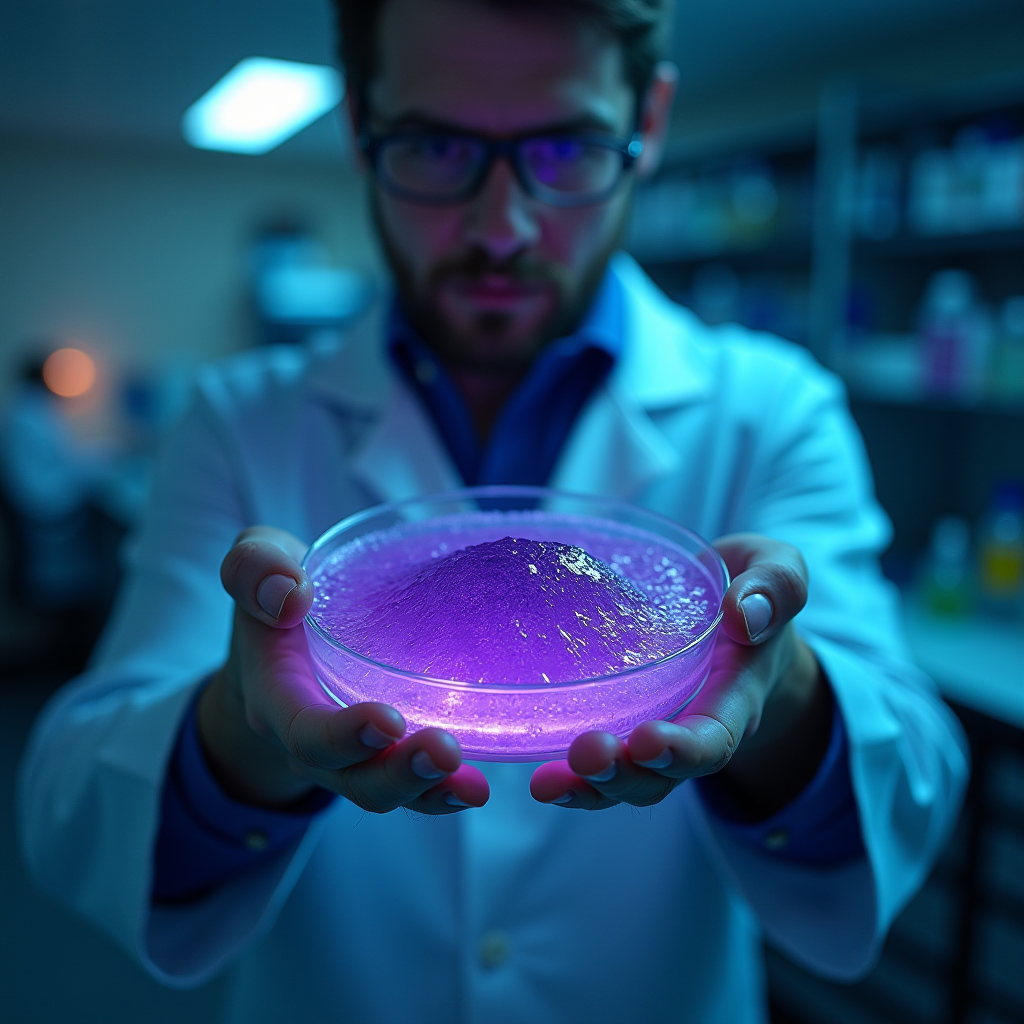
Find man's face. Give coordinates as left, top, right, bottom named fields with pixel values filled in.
left=364, top=0, right=637, bottom=371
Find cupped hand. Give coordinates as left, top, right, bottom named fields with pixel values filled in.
left=198, top=526, right=489, bottom=814
left=530, top=533, right=820, bottom=812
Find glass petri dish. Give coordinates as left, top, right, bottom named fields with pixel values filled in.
left=303, top=486, right=728, bottom=762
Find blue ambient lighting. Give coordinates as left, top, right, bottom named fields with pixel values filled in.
left=182, top=57, right=343, bottom=154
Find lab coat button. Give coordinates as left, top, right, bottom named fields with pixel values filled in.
left=478, top=929, right=510, bottom=970
left=243, top=829, right=270, bottom=852
left=764, top=829, right=789, bottom=851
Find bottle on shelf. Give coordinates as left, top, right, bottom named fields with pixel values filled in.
left=908, top=125, right=1024, bottom=237
left=977, top=482, right=1024, bottom=620
left=990, top=296, right=1024, bottom=404
left=918, top=269, right=994, bottom=402
left=852, top=146, right=902, bottom=240
left=918, top=516, right=973, bottom=618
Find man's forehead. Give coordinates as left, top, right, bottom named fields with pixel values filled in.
left=370, top=0, right=634, bottom=133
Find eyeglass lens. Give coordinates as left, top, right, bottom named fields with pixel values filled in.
left=520, top=138, right=622, bottom=195
left=379, top=136, right=485, bottom=196
left=377, top=135, right=624, bottom=202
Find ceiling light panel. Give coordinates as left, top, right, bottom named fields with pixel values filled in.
left=182, top=57, right=343, bottom=154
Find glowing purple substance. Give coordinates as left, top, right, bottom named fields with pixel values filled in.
left=305, top=506, right=725, bottom=761
left=332, top=536, right=698, bottom=684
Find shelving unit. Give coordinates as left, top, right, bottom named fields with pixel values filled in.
left=629, top=73, right=1024, bottom=557
left=628, top=138, right=818, bottom=347
left=853, top=228, right=1024, bottom=257
left=629, top=73, right=1024, bottom=1024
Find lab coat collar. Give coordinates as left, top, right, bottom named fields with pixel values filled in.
left=308, top=252, right=715, bottom=504
left=606, top=250, right=716, bottom=408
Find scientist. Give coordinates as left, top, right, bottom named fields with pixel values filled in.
left=19, top=1, right=969, bottom=1022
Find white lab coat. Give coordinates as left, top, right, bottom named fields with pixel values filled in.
left=18, top=254, right=968, bottom=1024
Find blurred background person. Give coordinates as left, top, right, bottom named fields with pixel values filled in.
left=0, top=348, right=131, bottom=666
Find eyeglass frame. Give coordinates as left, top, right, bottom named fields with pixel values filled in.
left=356, top=120, right=645, bottom=209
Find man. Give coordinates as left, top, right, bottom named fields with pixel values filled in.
left=19, top=2, right=968, bottom=1022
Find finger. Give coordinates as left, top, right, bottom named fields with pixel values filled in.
left=626, top=718, right=738, bottom=780
left=327, top=728, right=464, bottom=814
left=529, top=759, right=617, bottom=811
left=406, top=765, right=491, bottom=814
left=282, top=701, right=408, bottom=772
left=230, top=607, right=409, bottom=768
left=231, top=604, right=386, bottom=731
left=566, top=731, right=678, bottom=807
left=625, top=627, right=786, bottom=777
left=713, top=533, right=808, bottom=645
left=221, top=526, right=312, bottom=628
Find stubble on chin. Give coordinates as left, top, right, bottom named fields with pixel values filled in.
left=369, top=188, right=629, bottom=373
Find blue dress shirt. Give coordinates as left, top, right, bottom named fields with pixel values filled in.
left=152, top=272, right=864, bottom=902
left=387, top=269, right=621, bottom=488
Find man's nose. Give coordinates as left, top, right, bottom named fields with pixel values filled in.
left=464, top=159, right=541, bottom=262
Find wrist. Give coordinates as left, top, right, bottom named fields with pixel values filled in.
left=746, top=634, right=823, bottom=752
left=197, top=667, right=317, bottom=809
left=712, top=633, right=832, bottom=820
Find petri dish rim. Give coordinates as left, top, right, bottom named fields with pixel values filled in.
left=302, top=485, right=729, bottom=694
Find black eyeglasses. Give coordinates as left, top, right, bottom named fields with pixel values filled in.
left=359, top=127, right=643, bottom=208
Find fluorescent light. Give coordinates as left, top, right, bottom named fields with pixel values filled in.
left=182, top=57, right=343, bottom=154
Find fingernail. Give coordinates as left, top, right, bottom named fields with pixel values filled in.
left=582, top=763, right=617, bottom=783
left=359, top=722, right=398, bottom=749
left=740, top=593, right=773, bottom=640
left=257, top=574, right=297, bottom=619
left=410, top=750, right=446, bottom=780
left=444, top=792, right=471, bottom=808
left=637, top=749, right=673, bottom=770
left=550, top=792, right=574, bottom=804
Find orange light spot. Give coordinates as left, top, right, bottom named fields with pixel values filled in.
left=42, top=348, right=97, bottom=398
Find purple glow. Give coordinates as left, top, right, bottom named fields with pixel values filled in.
left=305, top=505, right=725, bottom=761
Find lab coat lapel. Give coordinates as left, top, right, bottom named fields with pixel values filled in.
left=350, top=377, right=463, bottom=504
left=551, top=385, right=681, bottom=501
left=311, top=255, right=715, bottom=506
left=307, top=306, right=463, bottom=506
left=551, top=254, right=716, bottom=501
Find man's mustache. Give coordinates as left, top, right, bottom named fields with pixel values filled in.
left=427, top=249, right=565, bottom=287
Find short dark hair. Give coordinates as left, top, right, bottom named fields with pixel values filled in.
left=332, top=0, right=671, bottom=109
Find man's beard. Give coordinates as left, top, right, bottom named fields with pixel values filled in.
left=370, top=191, right=629, bottom=373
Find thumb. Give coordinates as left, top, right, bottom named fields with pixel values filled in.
left=713, top=533, right=808, bottom=646
left=220, top=526, right=312, bottom=629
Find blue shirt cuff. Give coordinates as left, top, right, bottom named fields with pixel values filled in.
left=696, top=700, right=866, bottom=865
left=152, top=687, right=334, bottom=903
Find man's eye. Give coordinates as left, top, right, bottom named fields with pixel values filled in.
left=418, top=137, right=472, bottom=161
left=534, top=139, right=586, bottom=162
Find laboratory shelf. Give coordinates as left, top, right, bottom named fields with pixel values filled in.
left=638, top=241, right=812, bottom=269
left=853, top=229, right=1024, bottom=258
left=847, top=388, right=1024, bottom=417
left=902, top=605, right=1024, bottom=728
